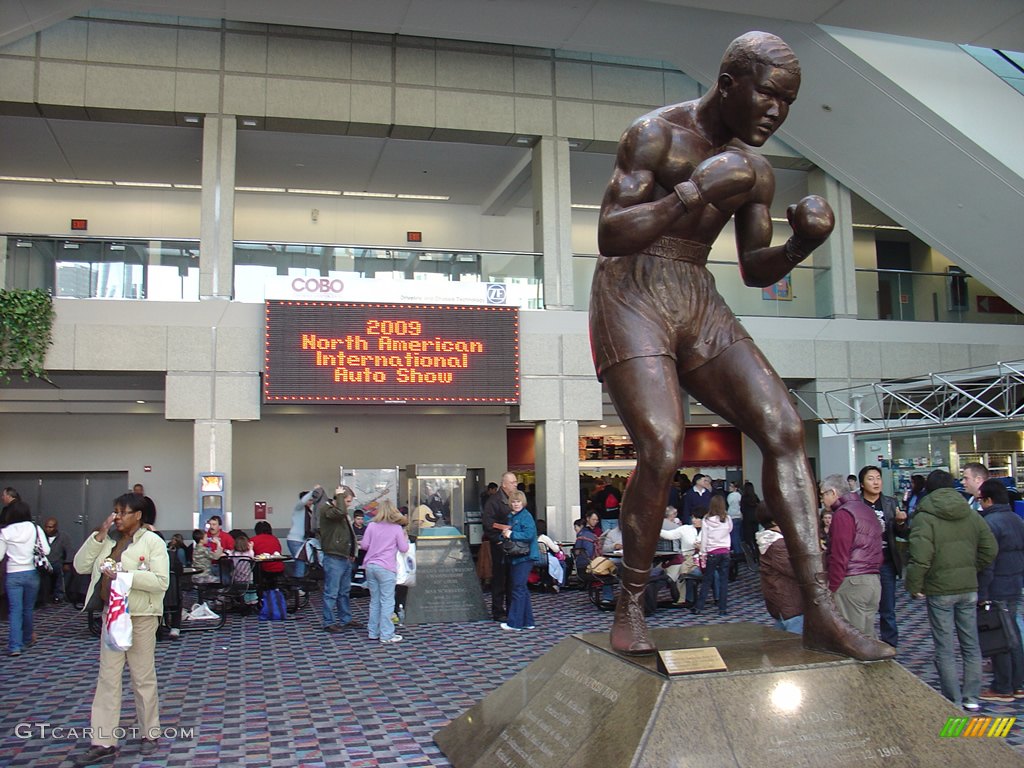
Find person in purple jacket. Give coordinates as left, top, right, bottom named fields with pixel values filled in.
left=359, top=499, right=410, bottom=644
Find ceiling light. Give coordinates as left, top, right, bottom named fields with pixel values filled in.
left=0, top=175, right=53, bottom=183
left=55, top=178, right=113, bottom=185
left=290, top=188, right=342, bottom=196
left=711, top=423, right=719, bottom=427
left=236, top=186, right=286, bottom=193
left=571, top=203, right=601, bottom=210
left=241, top=119, right=258, bottom=127
left=136, top=400, right=146, bottom=404
left=115, top=181, right=173, bottom=188
left=183, top=116, right=200, bottom=124
left=600, top=424, right=607, bottom=429
left=515, top=137, right=532, bottom=145
left=173, top=183, right=202, bottom=189
left=342, top=191, right=395, bottom=198
left=397, top=193, right=449, bottom=201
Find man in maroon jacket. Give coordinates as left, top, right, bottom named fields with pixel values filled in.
left=820, top=473, right=883, bottom=639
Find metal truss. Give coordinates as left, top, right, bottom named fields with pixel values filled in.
left=792, top=360, right=1024, bottom=434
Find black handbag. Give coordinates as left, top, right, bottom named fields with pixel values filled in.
left=977, top=600, right=1013, bottom=657
left=500, top=537, right=530, bottom=557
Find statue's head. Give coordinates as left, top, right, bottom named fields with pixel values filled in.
left=717, top=31, right=801, bottom=147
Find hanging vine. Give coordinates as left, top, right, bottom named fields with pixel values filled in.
left=0, top=289, right=55, bottom=383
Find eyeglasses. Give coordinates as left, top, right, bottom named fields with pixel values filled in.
left=113, top=509, right=140, bottom=518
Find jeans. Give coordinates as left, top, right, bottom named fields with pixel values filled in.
left=729, top=523, right=743, bottom=555
left=926, top=591, right=982, bottom=707
left=878, top=559, right=899, bottom=646
left=6, top=569, right=40, bottom=653
left=695, top=553, right=730, bottom=615
left=775, top=615, right=805, bottom=634
left=286, top=539, right=307, bottom=578
left=991, top=598, right=1024, bottom=694
left=365, top=563, right=398, bottom=641
left=321, top=554, right=353, bottom=628
left=507, top=560, right=535, bottom=629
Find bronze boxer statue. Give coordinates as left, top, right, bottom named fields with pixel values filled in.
left=590, top=31, right=894, bottom=661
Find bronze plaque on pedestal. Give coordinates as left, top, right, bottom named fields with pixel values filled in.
left=656, top=646, right=727, bottom=676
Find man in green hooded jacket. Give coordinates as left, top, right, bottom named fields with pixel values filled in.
left=907, top=470, right=997, bottom=711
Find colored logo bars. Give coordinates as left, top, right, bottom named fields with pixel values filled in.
left=940, top=716, right=1016, bottom=738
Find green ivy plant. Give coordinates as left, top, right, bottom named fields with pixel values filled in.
left=0, top=289, right=54, bottom=383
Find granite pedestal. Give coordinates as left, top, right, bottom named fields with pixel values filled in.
left=435, top=622, right=1024, bottom=767
left=403, top=535, right=489, bottom=625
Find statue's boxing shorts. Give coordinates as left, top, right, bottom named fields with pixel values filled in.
left=589, top=234, right=750, bottom=379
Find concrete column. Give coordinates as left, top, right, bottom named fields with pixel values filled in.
left=807, top=169, right=857, bottom=319
left=532, top=137, right=574, bottom=310
left=534, top=419, right=582, bottom=542
left=193, top=419, right=233, bottom=522
left=200, top=115, right=236, bottom=300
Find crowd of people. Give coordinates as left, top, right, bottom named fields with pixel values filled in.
left=3, top=459, right=1022, bottom=765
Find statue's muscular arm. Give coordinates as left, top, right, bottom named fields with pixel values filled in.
left=735, top=154, right=835, bottom=287
left=598, top=117, right=758, bottom=257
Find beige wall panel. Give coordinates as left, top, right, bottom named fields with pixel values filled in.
left=394, top=86, right=436, bottom=127
left=848, top=341, right=884, bottom=380
left=514, top=96, right=554, bottom=136
left=555, top=101, right=594, bottom=139
left=266, top=78, right=350, bottom=121
left=937, top=344, right=972, bottom=371
left=350, top=83, right=392, bottom=125
left=175, top=71, right=220, bottom=113
left=437, top=50, right=514, bottom=92
left=75, top=325, right=167, bottom=370
left=435, top=91, right=513, bottom=132
left=213, top=326, right=262, bottom=372
left=213, top=374, right=260, bottom=420
left=881, top=342, right=942, bottom=379
left=224, top=31, right=267, bottom=74
left=594, top=103, right=648, bottom=143
left=562, top=378, right=603, bottom=421
left=86, top=21, right=178, bottom=67
left=39, top=19, right=88, bottom=60
left=222, top=74, right=266, bottom=115
left=813, top=340, right=850, bottom=380
left=560, top=334, right=595, bottom=377
left=167, top=326, right=214, bottom=371
left=757, top=337, right=816, bottom=378
left=521, top=334, right=560, bottom=376
left=0, top=34, right=36, bottom=57
left=166, top=372, right=212, bottom=419
left=38, top=61, right=86, bottom=106
left=518, top=376, right=561, bottom=420
left=351, top=42, right=392, bottom=82
left=555, top=61, right=593, bottom=99
left=176, top=28, right=222, bottom=71
left=267, top=36, right=351, bottom=79
left=45, top=324, right=76, bottom=369
left=85, top=65, right=176, bottom=112
left=514, top=57, right=553, bottom=96
left=0, top=58, right=35, bottom=102
left=395, top=46, right=435, bottom=86
left=592, top=64, right=663, bottom=106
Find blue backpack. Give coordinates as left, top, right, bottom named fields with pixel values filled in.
left=259, top=589, right=287, bottom=621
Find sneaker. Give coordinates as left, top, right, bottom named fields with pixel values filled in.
left=380, top=635, right=403, bottom=644
left=499, top=623, right=521, bottom=632
left=524, top=625, right=536, bottom=630
left=139, top=738, right=159, bottom=756
left=8, top=649, right=21, bottom=657
left=963, top=701, right=981, bottom=712
left=978, top=689, right=1015, bottom=703
left=1014, top=689, right=1024, bottom=699
left=71, top=744, right=118, bottom=767
left=168, top=628, right=181, bottom=640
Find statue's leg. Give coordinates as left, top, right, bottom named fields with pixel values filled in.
left=682, top=341, right=895, bottom=661
left=602, top=356, right=685, bottom=655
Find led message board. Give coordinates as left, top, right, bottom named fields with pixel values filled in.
left=264, top=300, right=520, bottom=404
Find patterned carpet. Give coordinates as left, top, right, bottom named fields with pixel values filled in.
left=1, top=567, right=1021, bottom=767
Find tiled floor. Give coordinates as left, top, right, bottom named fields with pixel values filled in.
left=1, top=567, right=1021, bottom=766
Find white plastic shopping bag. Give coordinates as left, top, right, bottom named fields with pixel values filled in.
left=102, top=572, right=134, bottom=652
left=395, top=543, right=417, bottom=587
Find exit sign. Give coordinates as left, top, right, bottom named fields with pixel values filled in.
left=70, top=219, right=88, bottom=231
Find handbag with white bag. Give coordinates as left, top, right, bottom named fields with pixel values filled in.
left=103, top=572, right=134, bottom=652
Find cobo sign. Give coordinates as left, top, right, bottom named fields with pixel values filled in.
left=291, top=277, right=345, bottom=294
